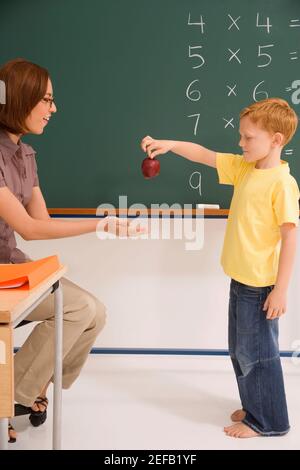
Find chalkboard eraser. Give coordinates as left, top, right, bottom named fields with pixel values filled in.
left=197, top=204, right=220, bottom=209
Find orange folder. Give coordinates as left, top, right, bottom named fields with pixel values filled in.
left=0, top=255, right=60, bottom=290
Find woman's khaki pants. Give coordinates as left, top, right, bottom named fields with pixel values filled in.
left=14, top=277, right=106, bottom=407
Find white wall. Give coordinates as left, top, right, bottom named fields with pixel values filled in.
left=14, top=218, right=300, bottom=351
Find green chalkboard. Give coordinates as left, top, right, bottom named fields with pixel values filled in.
left=1, top=0, right=299, bottom=209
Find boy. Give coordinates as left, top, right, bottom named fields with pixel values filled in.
left=141, top=98, right=300, bottom=438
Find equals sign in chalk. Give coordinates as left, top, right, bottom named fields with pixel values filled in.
left=197, top=204, right=220, bottom=209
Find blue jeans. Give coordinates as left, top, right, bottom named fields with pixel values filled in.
left=228, top=279, right=290, bottom=436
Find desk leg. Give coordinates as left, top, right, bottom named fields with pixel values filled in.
left=53, top=283, right=63, bottom=450
left=0, top=323, right=13, bottom=450
left=0, top=418, right=8, bottom=450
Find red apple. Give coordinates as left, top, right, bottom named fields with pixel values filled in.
left=141, top=157, right=160, bottom=179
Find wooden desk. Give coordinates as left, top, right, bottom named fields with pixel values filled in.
left=0, top=265, right=67, bottom=450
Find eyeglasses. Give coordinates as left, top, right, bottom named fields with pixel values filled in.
left=41, top=96, right=55, bottom=108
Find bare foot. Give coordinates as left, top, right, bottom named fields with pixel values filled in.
left=231, top=409, right=246, bottom=422
left=31, top=396, right=48, bottom=413
left=31, top=381, right=50, bottom=412
left=8, top=423, right=17, bottom=443
left=224, top=422, right=259, bottom=438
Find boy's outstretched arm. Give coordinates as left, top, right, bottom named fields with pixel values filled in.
left=141, top=136, right=217, bottom=168
left=263, top=223, right=297, bottom=319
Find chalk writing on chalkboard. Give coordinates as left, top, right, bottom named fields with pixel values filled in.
left=189, top=172, right=202, bottom=197
left=186, top=11, right=299, bottom=136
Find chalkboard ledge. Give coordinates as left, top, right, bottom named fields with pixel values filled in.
left=48, top=208, right=230, bottom=218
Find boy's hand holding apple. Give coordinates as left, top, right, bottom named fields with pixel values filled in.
left=140, top=136, right=175, bottom=178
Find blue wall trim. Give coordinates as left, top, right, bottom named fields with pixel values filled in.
left=12, top=347, right=295, bottom=357
left=90, top=347, right=294, bottom=357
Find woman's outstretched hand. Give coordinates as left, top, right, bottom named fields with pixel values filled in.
left=98, top=216, right=147, bottom=237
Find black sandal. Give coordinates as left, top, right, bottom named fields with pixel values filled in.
left=29, top=396, right=49, bottom=427
left=14, top=403, right=31, bottom=416
left=8, top=423, right=16, bottom=443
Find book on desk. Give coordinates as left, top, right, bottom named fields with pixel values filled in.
left=0, top=255, right=60, bottom=290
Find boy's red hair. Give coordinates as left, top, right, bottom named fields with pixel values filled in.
left=240, top=98, right=298, bottom=146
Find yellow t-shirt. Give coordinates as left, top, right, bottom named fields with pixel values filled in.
left=216, top=153, right=300, bottom=287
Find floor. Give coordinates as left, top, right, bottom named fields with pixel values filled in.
left=8, top=355, right=300, bottom=450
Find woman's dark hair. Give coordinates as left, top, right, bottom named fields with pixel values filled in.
left=0, top=58, right=49, bottom=134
